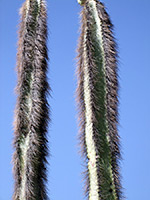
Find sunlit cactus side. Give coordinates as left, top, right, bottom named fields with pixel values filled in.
left=13, top=0, right=49, bottom=199
left=76, top=0, right=123, bottom=199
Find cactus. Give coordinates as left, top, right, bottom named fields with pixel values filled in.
left=76, top=0, right=122, bottom=199
left=13, top=0, right=49, bottom=199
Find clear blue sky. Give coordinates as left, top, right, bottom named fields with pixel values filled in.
left=0, top=0, right=150, bottom=199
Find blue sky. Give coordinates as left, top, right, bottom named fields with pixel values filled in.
left=0, top=0, right=150, bottom=199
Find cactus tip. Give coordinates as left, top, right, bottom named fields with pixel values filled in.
left=77, top=0, right=86, bottom=6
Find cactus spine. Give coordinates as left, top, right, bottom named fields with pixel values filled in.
left=77, top=0, right=122, bottom=199
left=13, top=0, right=49, bottom=199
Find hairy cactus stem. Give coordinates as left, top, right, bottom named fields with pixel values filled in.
left=77, top=0, right=123, bottom=199
left=13, top=0, right=49, bottom=199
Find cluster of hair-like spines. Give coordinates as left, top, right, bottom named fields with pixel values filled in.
left=13, top=0, right=49, bottom=199
left=76, top=11, right=90, bottom=196
left=76, top=0, right=122, bottom=199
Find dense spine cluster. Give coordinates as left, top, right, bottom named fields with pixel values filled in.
left=13, top=0, right=49, bottom=199
left=76, top=0, right=122, bottom=199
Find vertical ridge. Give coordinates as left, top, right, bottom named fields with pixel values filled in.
left=96, top=2, right=122, bottom=199
left=25, top=1, right=49, bottom=199
left=83, top=22, right=99, bottom=200
left=89, top=1, right=117, bottom=199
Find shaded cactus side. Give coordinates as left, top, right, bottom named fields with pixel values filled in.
left=13, top=0, right=49, bottom=199
left=76, top=0, right=122, bottom=199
